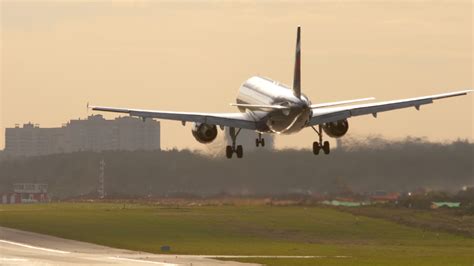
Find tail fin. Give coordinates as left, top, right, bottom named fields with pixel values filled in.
left=292, top=26, right=301, bottom=98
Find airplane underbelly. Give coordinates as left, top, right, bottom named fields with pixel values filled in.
left=266, top=108, right=311, bottom=134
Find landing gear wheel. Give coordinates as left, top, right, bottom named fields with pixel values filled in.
left=323, top=141, right=330, bottom=155
left=236, top=145, right=243, bottom=158
left=311, top=125, right=331, bottom=156
left=227, top=127, right=243, bottom=158
left=226, top=145, right=233, bottom=159
left=313, top=142, right=321, bottom=155
left=256, top=133, right=265, bottom=148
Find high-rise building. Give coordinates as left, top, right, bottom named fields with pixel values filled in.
left=5, top=123, right=64, bottom=156
left=4, top=115, right=160, bottom=157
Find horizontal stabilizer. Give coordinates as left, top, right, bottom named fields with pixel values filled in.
left=310, top=97, right=375, bottom=109
left=230, top=103, right=291, bottom=110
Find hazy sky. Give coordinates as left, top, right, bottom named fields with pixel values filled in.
left=1, top=0, right=472, bottom=151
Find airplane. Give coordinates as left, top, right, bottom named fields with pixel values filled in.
left=90, top=26, right=472, bottom=159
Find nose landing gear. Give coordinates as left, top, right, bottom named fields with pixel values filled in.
left=226, top=127, right=243, bottom=159
left=255, top=133, right=265, bottom=147
left=311, top=125, right=330, bottom=155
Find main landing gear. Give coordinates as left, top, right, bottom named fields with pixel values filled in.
left=255, top=133, right=265, bottom=147
left=226, top=127, right=243, bottom=159
left=311, top=125, right=330, bottom=155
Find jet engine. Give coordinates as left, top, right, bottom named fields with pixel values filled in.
left=192, top=123, right=218, bottom=144
left=322, top=119, right=349, bottom=138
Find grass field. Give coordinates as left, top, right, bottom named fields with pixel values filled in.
left=341, top=206, right=474, bottom=237
left=0, top=203, right=472, bottom=265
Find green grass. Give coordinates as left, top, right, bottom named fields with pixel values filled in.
left=0, top=203, right=473, bottom=265
left=341, top=206, right=474, bottom=237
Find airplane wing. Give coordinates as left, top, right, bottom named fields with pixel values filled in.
left=89, top=105, right=258, bottom=130
left=310, top=97, right=375, bottom=109
left=308, top=90, right=472, bottom=126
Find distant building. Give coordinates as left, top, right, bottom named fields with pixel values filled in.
left=1, top=193, right=20, bottom=204
left=370, top=191, right=400, bottom=203
left=1, top=183, right=49, bottom=204
left=321, top=200, right=370, bottom=207
left=5, top=123, right=64, bottom=157
left=5, top=115, right=160, bottom=157
left=431, top=202, right=461, bottom=209
left=223, top=128, right=274, bottom=150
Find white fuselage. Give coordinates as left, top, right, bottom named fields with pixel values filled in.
left=236, top=76, right=312, bottom=134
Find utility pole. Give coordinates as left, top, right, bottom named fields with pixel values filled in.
left=98, top=159, right=106, bottom=199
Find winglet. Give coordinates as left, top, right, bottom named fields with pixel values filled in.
left=292, top=25, right=301, bottom=98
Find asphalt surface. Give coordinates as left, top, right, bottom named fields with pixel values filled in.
left=0, top=226, right=260, bottom=266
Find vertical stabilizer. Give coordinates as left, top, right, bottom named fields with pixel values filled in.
left=292, top=26, right=301, bottom=98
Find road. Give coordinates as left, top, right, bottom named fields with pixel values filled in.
left=0, top=226, right=260, bottom=266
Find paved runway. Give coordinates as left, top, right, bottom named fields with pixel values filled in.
left=0, top=226, right=346, bottom=265
left=0, top=227, right=260, bottom=266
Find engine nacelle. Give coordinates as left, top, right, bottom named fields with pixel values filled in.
left=191, top=123, right=218, bottom=144
left=322, top=119, right=349, bottom=138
